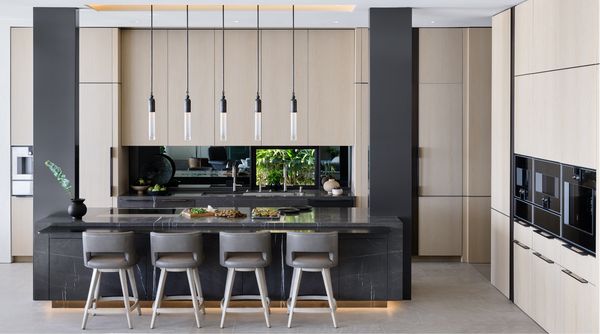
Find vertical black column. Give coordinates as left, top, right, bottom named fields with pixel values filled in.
left=369, top=8, right=414, bottom=300
left=33, top=7, right=79, bottom=300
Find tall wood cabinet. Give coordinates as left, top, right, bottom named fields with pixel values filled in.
left=10, top=28, right=33, bottom=146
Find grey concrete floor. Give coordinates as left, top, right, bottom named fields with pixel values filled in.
left=0, top=262, right=543, bottom=333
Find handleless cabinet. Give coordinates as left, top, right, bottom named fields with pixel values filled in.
left=261, top=30, right=309, bottom=146
left=79, top=28, right=119, bottom=83
left=307, top=30, right=355, bottom=146
left=418, top=197, right=463, bottom=256
left=121, top=29, right=169, bottom=146
left=514, top=0, right=533, bottom=76
left=530, top=250, right=561, bottom=333
left=10, top=27, right=33, bottom=146
left=513, top=237, right=532, bottom=315
left=490, top=210, right=509, bottom=297
left=11, top=197, right=32, bottom=257
left=167, top=30, right=215, bottom=146
left=558, top=269, right=599, bottom=334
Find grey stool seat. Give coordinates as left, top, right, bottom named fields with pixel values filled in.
left=219, top=231, right=272, bottom=329
left=150, top=232, right=205, bottom=329
left=286, top=232, right=339, bottom=328
left=81, top=231, right=141, bottom=330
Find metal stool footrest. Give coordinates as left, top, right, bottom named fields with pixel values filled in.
left=286, top=295, right=338, bottom=312
left=220, top=295, right=271, bottom=313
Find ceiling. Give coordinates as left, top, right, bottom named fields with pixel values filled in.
left=0, top=0, right=523, bottom=28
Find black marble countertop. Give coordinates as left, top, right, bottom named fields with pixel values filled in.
left=38, top=207, right=400, bottom=234
left=119, top=188, right=355, bottom=200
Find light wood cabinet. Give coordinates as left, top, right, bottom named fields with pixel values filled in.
left=418, top=83, right=463, bottom=196
left=462, top=197, right=490, bottom=263
left=213, top=30, right=260, bottom=145
left=121, top=29, right=168, bottom=146
left=79, top=28, right=119, bottom=83
left=419, top=28, right=463, bottom=84
left=514, top=0, right=533, bottom=75
left=10, top=27, right=33, bottom=146
left=532, top=0, right=599, bottom=73
left=261, top=30, right=308, bottom=146
left=167, top=30, right=215, bottom=146
left=307, top=30, right=355, bottom=146
left=491, top=11, right=511, bottom=216
left=558, top=269, right=599, bottom=334
left=79, top=84, right=114, bottom=207
left=530, top=250, right=561, bottom=333
left=11, top=197, right=32, bottom=257
left=418, top=197, right=463, bottom=256
left=490, top=210, right=509, bottom=297
left=513, top=237, right=532, bottom=315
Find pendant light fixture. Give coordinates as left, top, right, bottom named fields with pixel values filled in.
left=183, top=5, right=192, bottom=141
left=148, top=5, right=156, bottom=141
left=219, top=5, right=228, bottom=141
left=254, top=5, right=262, bottom=141
left=290, top=5, right=298, bottom=141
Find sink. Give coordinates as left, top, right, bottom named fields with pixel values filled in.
left=242, top=192, right=305, bottom=197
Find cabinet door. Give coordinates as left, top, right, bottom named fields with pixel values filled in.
left=514, top=0, right=533, bottom=75
left=418, top=197, right=462, bottom=256
left=261, top=30, right=309, bottom=146
left=79, top=84, right=113, bottom=207
left=559, top=268, right=599, bottom=334
left=167, top=30, right=214, bottom=146
left=419, top=28, right=463, bottom=84
left=79, top=28, right=119, bottom=83
left=214, top=30, right=260, bottom=146
left=11, top=197, right=33, bottom=257
left=121, top=29, right=168, bottom=146
left=530, top=252, right=560, bottom=333
left=462, top=197, right=491, bottom=263
left=308, top=30, right=355, bottom=146
left=10, top=27, right=33, bottom=146
left=491, top=11, right=511, bottom=215
left=513, top=238, right=532, bottom=314
left=418, top=83, right=463, bottom=196
left=491, top=210, right=509, bottom=297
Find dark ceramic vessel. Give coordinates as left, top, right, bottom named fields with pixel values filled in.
left=68, top=198, right=87, bottom=220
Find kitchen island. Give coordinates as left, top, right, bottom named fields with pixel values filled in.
left=35, top=207, right=404, bottom=304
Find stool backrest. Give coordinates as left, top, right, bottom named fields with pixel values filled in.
left=286, top=232, right=338, bottom=266
left=219, top=231, right=271, bottom=266
left=150, top=232, right=203, bottom=265
left=82, top=231, right=136, bottom=266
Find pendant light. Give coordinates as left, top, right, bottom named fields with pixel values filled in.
left=183, top=5, right=192, bottom=141
left=290, top=5, right=298, bottom=141
left=254, top=5, right=262, bottom=141
left=219, top=5, right=228, bottom=141
left=148, top=5, right=156, bottom=141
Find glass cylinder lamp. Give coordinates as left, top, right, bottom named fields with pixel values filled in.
left=148, top=95, right=156, bottom=141
left=184, top=95, right=191, bottom=141
left=290, top=95, right=298, bottom=141
left=254, top=95, right=262, bottom=141
left=220, top=95, right=228, bottom=141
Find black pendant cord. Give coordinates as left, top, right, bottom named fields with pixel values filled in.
left=186, top=5, right=189, bottom=96
left=292, top=5, right=295, bottom=96
left=222, top=4, right=225, bottom=98
left=256, top=4, right=260, bottom=97
left=150, top=4, right=154, bottom=96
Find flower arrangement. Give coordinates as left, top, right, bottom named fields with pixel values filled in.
left=44, top=160, right=74, bottom=199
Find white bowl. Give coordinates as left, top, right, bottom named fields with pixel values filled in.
left=331, top=188, right=344, bottom=196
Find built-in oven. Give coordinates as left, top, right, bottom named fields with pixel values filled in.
left=533, top=206, right=561, bottom=236
left=11, top=146, right=33, bottom=196
left=534, top=159, right=561, bottom=213
left=562, top=165, right=595, bottom=253
left=515, top=155, right=533, bottom=202
left=514, top=198, right=533, bottom=224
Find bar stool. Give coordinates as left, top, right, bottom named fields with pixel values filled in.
left=150, top=231, right=205, bottom=329
left=81, top=231, right=141, bottom=330
left=286, top=231, right=338, bottom=328
left=219, top=231, right=272, bottom=328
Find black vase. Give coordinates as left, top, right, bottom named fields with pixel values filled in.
left=68, top=198, right=87, bottom=220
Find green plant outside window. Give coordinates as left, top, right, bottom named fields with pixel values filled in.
left=255, top=149, right=316, bottom=187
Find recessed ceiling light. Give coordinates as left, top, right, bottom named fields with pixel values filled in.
left=233, top=20, right=240, bottom=23
left=431, top=20, right=436, bottom=23
left=332, top=20, right=340, bottom=24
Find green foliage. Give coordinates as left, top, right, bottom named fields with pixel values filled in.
left=255, top=149, right=316, bottom=186
left=44, top=160, right=74, bottom=199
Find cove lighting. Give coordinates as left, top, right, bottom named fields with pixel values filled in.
left=87, top=4, right=356, bottom=12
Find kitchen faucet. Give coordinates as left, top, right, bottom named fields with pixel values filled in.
left=283, top=164, right=288, bottom=192
left=228, top=160, right=241, bottom=192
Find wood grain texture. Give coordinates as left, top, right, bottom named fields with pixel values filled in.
left=514, top=0, right=533, bottom=75
left=307, top=30, right=355, bottom=146
left=491, top=11, right=511, bottom=215
left=418, top=197, right=463, bottom=256
left=167, top=30, right=215, bottom=146
left=491, top=210, right=510, bottom=297
left=121, top=29, right=169, bottom=146
left=10, top=27, right=33, bottom=146
left=352, top=28, right=369, bottom=208
left=11, top=197, right=33, bottom=257
left=419, top=28, right=463, bottom=84
left=79, top=28, right=118, bottom=83
left=462, top=197, right=491, bottom=263
left=261, top=30, right=309, bottom=146
left=513, top=225, right=532, bottom=312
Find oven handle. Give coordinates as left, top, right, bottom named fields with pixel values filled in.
left=532, top=251, right=554, bottom=264
left=533, top=229, right=554, bottom=239
left=513, top=240, right=530, bottom=250
left=561, top=269, right=588, bottom=284
left=514, top=219, right=530, bottom=227
left=561, top=243, right=589, bottom=256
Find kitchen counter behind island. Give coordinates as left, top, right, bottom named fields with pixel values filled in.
left=35, top=208, right=404, bottom=304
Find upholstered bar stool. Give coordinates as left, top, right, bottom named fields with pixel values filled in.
left=150, top=231, right=205, bottom=329
left=286, top=231, right=339, bottom=328
left=81, top=231, right=141, bottom=330
left=219, top=231, right=272, bottom=328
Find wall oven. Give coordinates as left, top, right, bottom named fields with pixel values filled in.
left=11, top=146, right=33, bottom=196
left=534, top=160, right=561, bottom=213
left=562, top=165, right=595, bottom=252
left=515, top=155, right=533, bottom=202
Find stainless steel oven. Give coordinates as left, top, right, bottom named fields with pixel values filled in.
left=562, top=165, right=595, bottom=252
left=11, top=146, right=33, bottom=196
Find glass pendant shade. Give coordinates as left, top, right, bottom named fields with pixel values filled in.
left=220, top=96, right=227, bottom=141
left=254, top=95, right=262, bottom=141
left=184, top=95, right=191, bottom=141
left=290, top=95, right=298, bottom=141
left=148, top=95, right=156, bottom=141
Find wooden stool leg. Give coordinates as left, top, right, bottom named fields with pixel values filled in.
left=186, top=268, right=201, bottom=328
left=322, top=268, right=338, bottom=328
left=255, top=268, right=271, bottom=328
left=127, top=268, right=142, bottom=316
left=92, top=271, right=102, bottom=316
left=118, top=269, right=133, bottom=329
left=81, top=268, right=99, bottom=330
left=192, top=268, right=206, bottom=315
left=220, top=268, right=235, bottom=329
left=287, top=267, right=302, bottom=328
left=150, top=269, right=167, bottom=329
